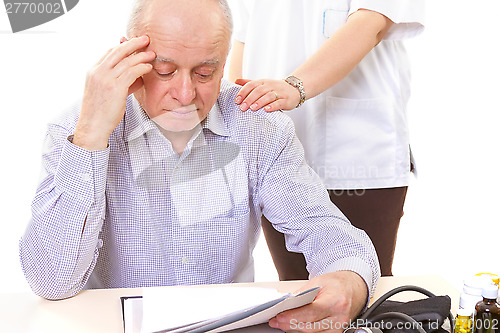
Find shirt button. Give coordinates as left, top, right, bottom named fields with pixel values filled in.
left=181, top=257, right=188, bottom=264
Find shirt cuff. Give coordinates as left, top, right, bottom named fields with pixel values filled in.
left=53, top=136, right=110, bottom=203
left=350, top=0, right=425, bottom=40
left=320, top=257, right=379, bottom=303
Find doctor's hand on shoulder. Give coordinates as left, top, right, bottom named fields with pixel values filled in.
left=73, top=36, right=156, bottom=151
left=269, top=271, right=368, bottom=332
left=234, top=78, right=302, bottom=112
left=230, top=9, right=394, bottom=115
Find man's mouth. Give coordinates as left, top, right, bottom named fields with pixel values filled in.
left=168, top=104, right=198, bottom=116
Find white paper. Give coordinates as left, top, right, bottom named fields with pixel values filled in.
left=141, top=286, right=288, bottom=333
left=207, top=288, right=319, bottom=333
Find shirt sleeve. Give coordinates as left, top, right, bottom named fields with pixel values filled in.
left=229, top=0, right=250, bottom=43
left=256, top=113, right=380, bottom=299
left=349, top=0, right=425, bottom=40
left=19, top=120, right=109, bottom=300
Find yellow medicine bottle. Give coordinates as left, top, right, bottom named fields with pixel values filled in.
left=455, top=308, right=473, bottom=333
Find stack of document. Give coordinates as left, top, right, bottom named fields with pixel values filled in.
left=122, top=286, right=319, bottom=333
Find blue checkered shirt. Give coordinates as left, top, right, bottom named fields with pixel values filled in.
left=19, top=80, right=380, bottom=300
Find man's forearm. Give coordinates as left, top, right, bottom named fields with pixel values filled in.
left=20, top=134, right=108, bottom=300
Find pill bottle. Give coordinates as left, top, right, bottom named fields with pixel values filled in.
left=476, top=273, right=500, bottom=286
left=475, top=285, right=500, bottom=333
left=475, top=273, right=500, bottom=304
left=455, top=308, right=474, bottom=333
left=461, top=276, right=492, bottom=312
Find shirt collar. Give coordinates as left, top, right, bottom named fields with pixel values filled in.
left=123, top=96, right=157, bottom=143
left=203, top=99, right=230, bottom=137
left=123, top=95, right=229, bottom=143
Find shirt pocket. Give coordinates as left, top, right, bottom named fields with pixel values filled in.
left=170, top=152, right=250, bottom=227
left=325, top=96, right=397, bottom=185
left=321, top=1, right=349, bottom=38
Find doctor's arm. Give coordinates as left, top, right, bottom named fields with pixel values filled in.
left=228, top=39, right=244, bottom=83
left=230, top=9, right=393, bottom=112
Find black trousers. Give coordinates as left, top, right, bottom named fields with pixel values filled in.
left=261, top=186, right=408, bottom=279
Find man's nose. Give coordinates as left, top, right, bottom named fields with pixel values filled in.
left=172, top=73, right=196, bottom=105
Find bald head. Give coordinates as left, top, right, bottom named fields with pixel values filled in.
left=127, top=0, right=233, bottom=43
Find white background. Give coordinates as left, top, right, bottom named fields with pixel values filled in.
left=0, top=0, right=499, bottom=296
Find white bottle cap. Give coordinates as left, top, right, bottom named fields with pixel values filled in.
left=482, top=285, right=499, bottom=299
left=460, top=293, right=481, bottom=313
left=463, top=284, right=483, bottom=296
left=464, top=276, right=494, bottom=296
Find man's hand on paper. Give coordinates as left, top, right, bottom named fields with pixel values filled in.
left=268, top=271, right=368, bottom=332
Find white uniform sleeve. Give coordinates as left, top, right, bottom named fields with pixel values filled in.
left=229, top=0, right=250, bottom=43
left=349, top=0, right=425, bottom=40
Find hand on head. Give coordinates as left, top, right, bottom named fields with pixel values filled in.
left=73, top=36, right=156, bottom=150
left=120, top=36, right=156, bottom=96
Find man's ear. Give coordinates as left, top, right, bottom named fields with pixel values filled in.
left=129, top=77, right=146, bottom=96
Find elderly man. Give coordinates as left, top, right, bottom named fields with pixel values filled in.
left=19, top=0, right=380, bottom=331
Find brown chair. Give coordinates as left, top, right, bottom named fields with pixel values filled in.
left=261, top=216, right=309, bottom=281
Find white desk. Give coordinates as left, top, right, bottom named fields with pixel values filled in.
left=0, top=275, right=458, bottom=333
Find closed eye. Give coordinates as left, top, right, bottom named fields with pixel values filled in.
left=196, top=72, right=213, bottom=81
left=156, top=70, right=176, bottom=80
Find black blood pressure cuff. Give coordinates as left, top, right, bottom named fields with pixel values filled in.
left=364, top=296, right=452, bottom=333
left=354, top=285, right=453, bottom=333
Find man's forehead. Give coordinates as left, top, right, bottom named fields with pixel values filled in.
left=143, top=24, right=229, bottom=56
